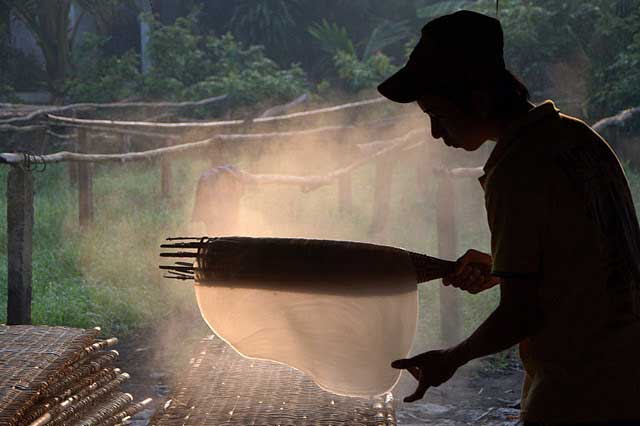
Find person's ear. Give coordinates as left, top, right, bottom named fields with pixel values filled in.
left=470, top=89, right=492, bottom=120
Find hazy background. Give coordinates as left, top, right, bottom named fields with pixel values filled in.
left=1, top=0, right=639, bottom=358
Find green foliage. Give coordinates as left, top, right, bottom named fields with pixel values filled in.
left=65, top=33, right=141, bottom=102
left=308, top=19, right=356, bottom=56
left=334, top=50, right=397, bottom=92
left=308, top=19, right=406, bottom=93
left=229, top=0, right=301, bottom=62
left=490, top=1, right=575, bottom=97
left=589, top=2, right=640, bottom=116
left=196, top=32, right=307, bottom=107
left=5, top=0, right=639, bottom=119
left=0, top=162, right=196, bottom=335
left=0, top=84, right=19, bottom=103
left=460, top=0, right=640, bottom=119
left=3, top=0, right=72, bottom=99
left=142, top=12, right=208, bottom=95
left=142, top=13, right=308, bottom=110
left=361, top=20, right=411, bottom=60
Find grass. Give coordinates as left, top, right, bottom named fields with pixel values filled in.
left=4, top=146, right=637, bottom=345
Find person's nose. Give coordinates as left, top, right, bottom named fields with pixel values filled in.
left=430, top=116, right=445, bottom=140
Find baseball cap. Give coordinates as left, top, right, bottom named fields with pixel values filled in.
left=378, top=10, right=505, bottom=103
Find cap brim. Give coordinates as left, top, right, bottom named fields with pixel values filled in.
left=377, top=66, right=423, bottom=104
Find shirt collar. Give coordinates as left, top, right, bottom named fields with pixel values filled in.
left=479, top=100, right=560, bottom=189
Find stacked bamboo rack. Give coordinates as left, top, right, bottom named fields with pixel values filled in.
left=0, top=325, right=151, bottom=426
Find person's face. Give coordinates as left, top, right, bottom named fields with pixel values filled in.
left=417, top=93, right=490, bottom=151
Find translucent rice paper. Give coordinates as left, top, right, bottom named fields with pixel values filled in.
left=194, top=253, right=417, bottom=397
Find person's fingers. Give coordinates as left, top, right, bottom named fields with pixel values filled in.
left=391, top=358, right=415, bottom=369
left=458, top=265, right=474, bottom=283
left=451, top=259, right=464, bottom=277
left=469, top=286, right=482, bottom=294
left=470, top=270, right=486, bottom=288
left=470, top=275, right=499, bottom=294
left=404, top=380, right=430, bottom=403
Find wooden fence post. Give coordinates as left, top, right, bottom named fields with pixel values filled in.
left=77, top=128, right=94, bottom=228
left=161, top=157, right=172, bottom=199
left=369, top=157, right=394, bottom=239
left=68, top=113, right=79, bottom=185
left=336, top=136, right=353, bottom=215
left=415, top=142, right=430, bottom=195
left=68, top=147, right=78, bottom=185
left=436, top=169, right=462, bottom=345
left=338, top=173, right=352, bottom=214
left=6, top=165, right=34, bottom=325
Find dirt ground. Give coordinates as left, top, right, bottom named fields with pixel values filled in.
left=114, top=316, right=524, bottom=426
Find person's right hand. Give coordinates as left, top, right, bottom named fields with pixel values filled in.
left=443, top=249, right=500, bottom=294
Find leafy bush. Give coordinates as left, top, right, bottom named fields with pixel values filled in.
left=65, top=33, right=141, bottom=103
left=334, top=51, right=397, bottom=92
left=142, top=13, right=208, bottom=96
left=308, top=19, right=402, bottom=93
left=589, top=4, right=640, bottom=117
left=182, top=34, right=307, bottom=108
left=469, top=0, right=640, bottom=119
left=0, top=84, right=19, bottom=103
left=142, top=13, right=308, bottom=111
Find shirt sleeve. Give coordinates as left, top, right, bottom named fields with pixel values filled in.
left=485, top=168, right=549, bottom=279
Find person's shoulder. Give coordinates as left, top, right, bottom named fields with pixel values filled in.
left=557, top=112, right=603, bottom=140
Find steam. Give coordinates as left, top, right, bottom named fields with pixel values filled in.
left=66, top=95, right=492, bottom=397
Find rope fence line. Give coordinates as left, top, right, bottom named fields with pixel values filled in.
left=0, top=95, right=229, bottom=126
left=0, top=127, right=426, bottom=167
left=229, top=128, right=427, bottom=191
left=43, top=111, right=420, bottom=143
left=0, top=124, right=47, bottom=133
left=0, top=122, right=401, bottom=171
left=41, top=122, right=362, bottom=143
left=46, top=97, right=387, bottom=130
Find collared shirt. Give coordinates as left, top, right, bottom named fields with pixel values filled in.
left=480, top=100, right=640, bottom=422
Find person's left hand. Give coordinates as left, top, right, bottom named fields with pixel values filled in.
left=391, top=349, right=463, bottom=402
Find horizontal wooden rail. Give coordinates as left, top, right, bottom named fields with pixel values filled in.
left=0, top=95, right=228, bottom=126
left=209, top=128, right=426, bottom=191
left=47, top=97, right=387, bottom=130
left=46, top=122, right=364, bottom=141
left=0, top=124, right=47, bottom=133
left=593, top=106, right=640, bottom=132
left=46, top=111, right=420, bottom=143
left=0, top=128, right=426, bottom=184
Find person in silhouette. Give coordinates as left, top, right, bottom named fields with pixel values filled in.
left=378, top=10, right=640, bottom=426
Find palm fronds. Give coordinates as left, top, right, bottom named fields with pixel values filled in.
left=362, top=20, right=411, bottom=59
left=308, top=19, right=356, bottom=55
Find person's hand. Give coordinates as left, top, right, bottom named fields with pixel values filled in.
left=443, top=249, right=500, bottom=294
left=391, top=349, right=464, bottom=402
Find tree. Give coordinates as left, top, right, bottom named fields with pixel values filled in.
left=307, top=18, right=407, bottom=92
left=75, top=0, right=138, bottom=36
left=2, top=0, right=138, bottom=102
left=2, top=0, right=73, bottom=101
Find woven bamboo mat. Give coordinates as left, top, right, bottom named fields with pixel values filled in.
left=151, top=335, right=397, bottom=426
left=0, top=325, right=151, bottom=426
left=0, top=325, right=100, bottom=426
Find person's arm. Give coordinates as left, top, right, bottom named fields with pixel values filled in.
left=451, top=276, right=543, bottom=363
left=393, top=276, right=544, bottom=402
